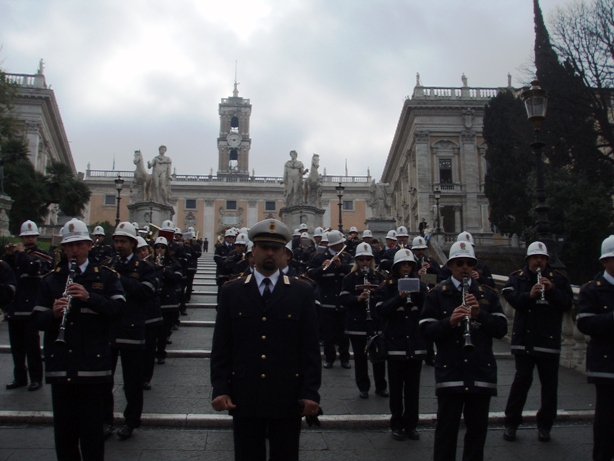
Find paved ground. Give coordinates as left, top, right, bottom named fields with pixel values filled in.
left=0, top=253, right=599, bottom=460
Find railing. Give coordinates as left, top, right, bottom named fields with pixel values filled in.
left=434, top=182, right=462, bottom=192
left=413, top=86, right=500, bottom=100
left=440, top=232, right=524, bottom=248
left=87, top=170, right=134, bottom=179
left=5, top=72, right=46, bottom=89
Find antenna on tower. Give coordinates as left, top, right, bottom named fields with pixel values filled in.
left=233, top=61, right=239, bottom=97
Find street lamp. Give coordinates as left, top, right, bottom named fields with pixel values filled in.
left=336, top=182, right=345, bottom=232
left=520, top=80, right=564, bottom=269
left=434, top=187, right=441, bottom=234
left=114, top=174, right=125, bottom=227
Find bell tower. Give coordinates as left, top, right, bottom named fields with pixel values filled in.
left=217, top=74, right=252, bottom=176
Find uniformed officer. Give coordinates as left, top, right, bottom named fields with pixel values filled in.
left=438, top=231, right=495, bottom=288
left=211, top=219, right=321, bottom=461
left=214, top=228, right=236, bottom=296
left=396, top=226, right=410, bottom=249
left=295, top=232, right=316, bottom=274
left=4, top=220, right=49, bottom=391
left=102, top=222, right=157, bottom=440
left=0, top=259, right=16, bottom=331
left=184, top=228, right=202, bottom=303
left=420, top=241, right=508, bottom=461
left=308, top=229, right=353, bottom=369
left=174, top=227, right=190, bottom=316
left=340, top=242, right=387, bottom=399
left=577, top=235, right=614, bottom=461
left=224, top=232, right=249, bottom=276
left=345, top=226, right=360, bottom=256
left=374, top=249, right=427, bottom=441
left=377, top=230, right=399, bottom=274
left=89, top=225, right=114, bottom=264
left=32, top=219, right=125, bottom=461
left=501, top=241, right=573, bottom=443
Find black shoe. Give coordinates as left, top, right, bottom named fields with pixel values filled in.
left=341, top=361, right=351, bottom=369
left=323, top=362, right=333, bottom=369
left=391, top=429, right=406, bottom=441
left=180, top=310, right=188, bottom=316
left=166, top=338, right=173, bottom=344
left=503, top=426, right=517, bottom=442
left=406, top=429, right=420, bottom=440
left=375, top=389, right=389, bottom=398
left=116, top=425, right=134, bottom=440
left=142, top=382, right=151, bottom=390
left=5, top=381, right=27, bottom=390
left=537, top=427, right=551, bottom=442
left=27, top=382, right=42, bottom=391
left=104, top=424, right=115, bottom=439
left=359, top=391, right=369, bottom=399
left=157, top=358, right=165, bottom=364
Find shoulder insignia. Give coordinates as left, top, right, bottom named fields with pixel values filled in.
left=55, top=267, right=61, bottom=272
left=101, top=266, right=116, bottom=274
left=478, top=286, right=483, bottom=292
left=135, top=261, right=139, bottom=267
left=597, top=281, right=601, bottom=286
left=581, top=280, right=594, bottom=289
left=300, top=273, right=315, bottom=282
left=389, top=280, right=393, bottom=285
left=510, top=269, right=522, bottom=276
left=244, top=274, right=252, bottom=284
left=442, top=284, right=447, bottom=291
left=283, top=275, right=290, bottom=285
left=95, top=266, right=99, bottom=273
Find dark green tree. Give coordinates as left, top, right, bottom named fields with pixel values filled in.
left=46, top=161, right=91, bottom=217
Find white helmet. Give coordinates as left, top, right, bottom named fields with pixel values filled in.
left=448, top=241, right=477, bottom=262
left=385, top=230, right=397, bottom=241
left=19, top=220, right=40, bottom=237
left=224, top=228, right=236, bottom=237
left=235, top=233, right=249, bottom=246
left=131, top=222, right=139, bottom=229
left=354, top=242, right=373, bottom=258
left=239, top=227, right=249, bottom=235
left=300, top=232, right=310, bottom=240
left=154, top=236, right=168, bottom=247
left=293, top=228, right=301, bottom=237
left=161, top=220, right=175, bottom=231
left=299, top=223, right=308, bottom=231
left=93, top=225, right=105, bottom=236
left=362, top=229, right=373, bottom=239
left=143, top=225, right=150, bottom=233
left=284, top=240, right=294, bottom=254
left=411, top=236, right=428, bottom=250
left=396, top=226, right=409, bottom=237
left=457, top=231, right=475, bottom=246
left=327, top=230, right=345, bottom=246
left=188, top=226, right=195, bottom=233
left=313, top=227, right=324, bottom=237
left=526, top=241, right=549, bottom=260
left=600, top=235, right=614, bottom=260
left=393, top=248, right=416, bottom=268
left=321, top=232, right=329, bottom=243
left=135, top=236, right=149, bottom=249
left=113, top=222, right=137, bottom=240
left=246, top=241, right=254, bottom=255
left=61, top=219, right=93, bottom=244
left=349, top=226, right=358, bottom=234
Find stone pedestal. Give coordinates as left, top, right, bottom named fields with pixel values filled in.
left=128, top=201, right=174, bottom=227
left=279, top=205, right=325, bottom=231
left=365, top=218, right=396, bottom=242
left=0, top=194, right=14, bottom=237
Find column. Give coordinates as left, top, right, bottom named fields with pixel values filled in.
left=247, top=200, right=258, bottom=227
left=204, top=199, right=215, bottom=245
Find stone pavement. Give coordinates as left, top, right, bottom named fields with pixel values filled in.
left=0, top=253, right=598, bottom=459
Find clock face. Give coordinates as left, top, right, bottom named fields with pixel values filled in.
left=227, top=133, right=242, bottom=148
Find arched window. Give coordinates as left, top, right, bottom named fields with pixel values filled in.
left=231, top=116, right=239, bottom=128
left=229, top=149, right=238, bottom=161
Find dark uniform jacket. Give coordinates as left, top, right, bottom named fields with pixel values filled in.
left=340, top=269, right=385, bottom=337
left=159, top=257, right=182, bottom=311
left=102, top=254, right=157, bottom=350
left=307, top=248, right=353, bottom=310
left=374, top=277, right=428, bottom=361
left=501, top=264, right=572, bottom=358
left=33, top=262, right=126, bottom=384
left=420, top=278, right=508, bottom=396
left=415, top=255, right=442, bottom=278
left=377, top=246, right=399, bottom=274
left=0, top=261, right=16, bottom=310
left=438, top=260, right=495, bottom=288
left=224, top=249, right=247, bottom=275
left=211, top=271, right=321, bottom=419
left=187, top=242, right=202, bottom=271
left=89, top=243, right=114, bottom=264
left=214, top=242, right=233, bottom=286
left=576, top=272, right=614, bottom=385
left=4, top=246, right=49, bottom=319
left=142, top=259, right=163, bottom=328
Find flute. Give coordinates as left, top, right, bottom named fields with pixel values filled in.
left=322, top=245, right=347, bottom=271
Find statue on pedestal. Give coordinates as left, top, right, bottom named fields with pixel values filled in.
left=282, top=150, right=307, bottom=207
left=368, top=180, right=391, bottom=218
left=303, top=154, right=322, bottom=207
left=147, top=145, right=172, bottom=205
left=133, top=150, right=152, bottom=201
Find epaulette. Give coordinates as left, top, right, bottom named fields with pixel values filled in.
left=243, top=274, right=253, bottom=284
left=102, top=266, right=117, bottom=275
left=283, top=275, right=290, bottom=285
left=581, top=280, right=594, bottom=289
left=510, top=269, right=522, bottom=276
left=481, top=284, right=497, bottom=293
left=42, top=269, right=55, bottom=278
left=554, top=269, right=568, bottom=279
left=428, top=285, right=437, bottom=293
left=293, top=276, right=311, bottom=287
left=300, top=273, right=316, bottom=283
left=388, top=279, right=394, bottom=285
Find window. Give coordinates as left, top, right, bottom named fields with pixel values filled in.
left=265, top=201, right=276, bottom=211
left=104, top=195, right=116, bottom=205
left=185, top=199, right=196, bottom=209
left=231, top=116, right=239, bottom=128
left=439, top=158, right=453, bottom=184
left=343, top=201, right=354, bottom=211
left=226, top=200, right=237, bottom=210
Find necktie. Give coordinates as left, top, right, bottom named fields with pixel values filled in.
left=262, top=278, right=272, bottom=302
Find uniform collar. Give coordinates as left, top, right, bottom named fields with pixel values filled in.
left=253, top=268, right=280, bottom=289
left=603, top=271, right=614, bottom=286
left=451, top=276, right=472, bottom=291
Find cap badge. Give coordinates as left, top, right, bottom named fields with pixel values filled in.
left=68, top=223, right=75, bottom=233
left=538, top=243, right=544, bottom=250
left=268, top=221, right=276, bottom=233
left=27, top=223, right=32, bottom=230
left=460, top=242, right=466, bottom=250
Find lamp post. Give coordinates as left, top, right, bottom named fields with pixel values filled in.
left=114, top=174, right=125, bottom=227
left=434, top=187, right=441, bottom=234
left=149, top=201, right=154, bottom=225
left=336, top=182, right=345, bottom=232
left=520, top=80, right=564, bottom=270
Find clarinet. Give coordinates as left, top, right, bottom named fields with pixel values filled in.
left=536, top=267, right=549, bottom=305
left=55, top=258, right=78, bottom=345
left=362, top=267, right=373, bottom=322
left=462, top=276, right=475, bottom=352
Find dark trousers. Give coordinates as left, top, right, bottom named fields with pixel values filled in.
left=322, top=309, right=350, bottom=363
left=103, top=348, right=144, bottom=428
left=7, top=318, right=43, bottom=383
left=232, top=416, right=302, bottom=461
left=593, top=384, right=614, bottom=461
left=348, top=336, right=386, bottom=392
left=504, top=354, right=559, bottom=430
left=179, top=277, right=188, bottom=312
left=143, top=324, right=160, bottom=383
left=434, top=393, right=491, bottom=461
left=387, top=359, right=422, bottom=431
left=52, top=382, right=105, bottom=461
left=185, top=269, right=196, bottom=302
left=156, top=312, right=176, bottom=360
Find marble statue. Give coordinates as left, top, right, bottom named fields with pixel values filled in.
left=133, top=150, right=152, bottom=201
left=283, top=150, right=307, bottom=207
left=303, top=154, right=322, bottom=207
left=148, top=145, right=172, bottom=204
left=368, top=180, right=391, bottom=218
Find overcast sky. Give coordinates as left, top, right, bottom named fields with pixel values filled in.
left=1, top=0, right=568, bottom=180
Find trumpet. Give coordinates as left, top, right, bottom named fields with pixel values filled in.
left=56, top=258, right=78, bottom=345
left=536, top=267, right=549, bottom=305
left=462, top=276, right=475, bottom=352
left=322, top=245, right=347, bottom=271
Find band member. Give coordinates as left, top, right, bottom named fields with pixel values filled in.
left=377, top=230, right=399, bottom=274
left=420, top=241, right=507, bottom=461
left=102, top=222, right=157, bottom=440
left=295, top=232, right=316, bottom=275
left=396, top=226, right=410, bottom=249
left=4, top=220, right=49, bottom=391
left=577, top=235, right=614, bottom=461
left=345, top=226, right=360, bottom=256
left=375, top=249, right=426, bottom=441
left=89, top=225, right=114, bottom=263
left=184, top=231, right=202, bottom=303
left=501, top=241, right=573, bottom=443
left=214, top=229, right=236, bottom=296
left=32, top=219, right=125, bottom=461
left=308, top=230, right=353, bottom=369
left=438, top=232, right=495, bottom=288
left=211, top=219, right=321, bottom=461
left=224, top=233, right=249, bottom=275
left=340, top=243, right=387, bottom=399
